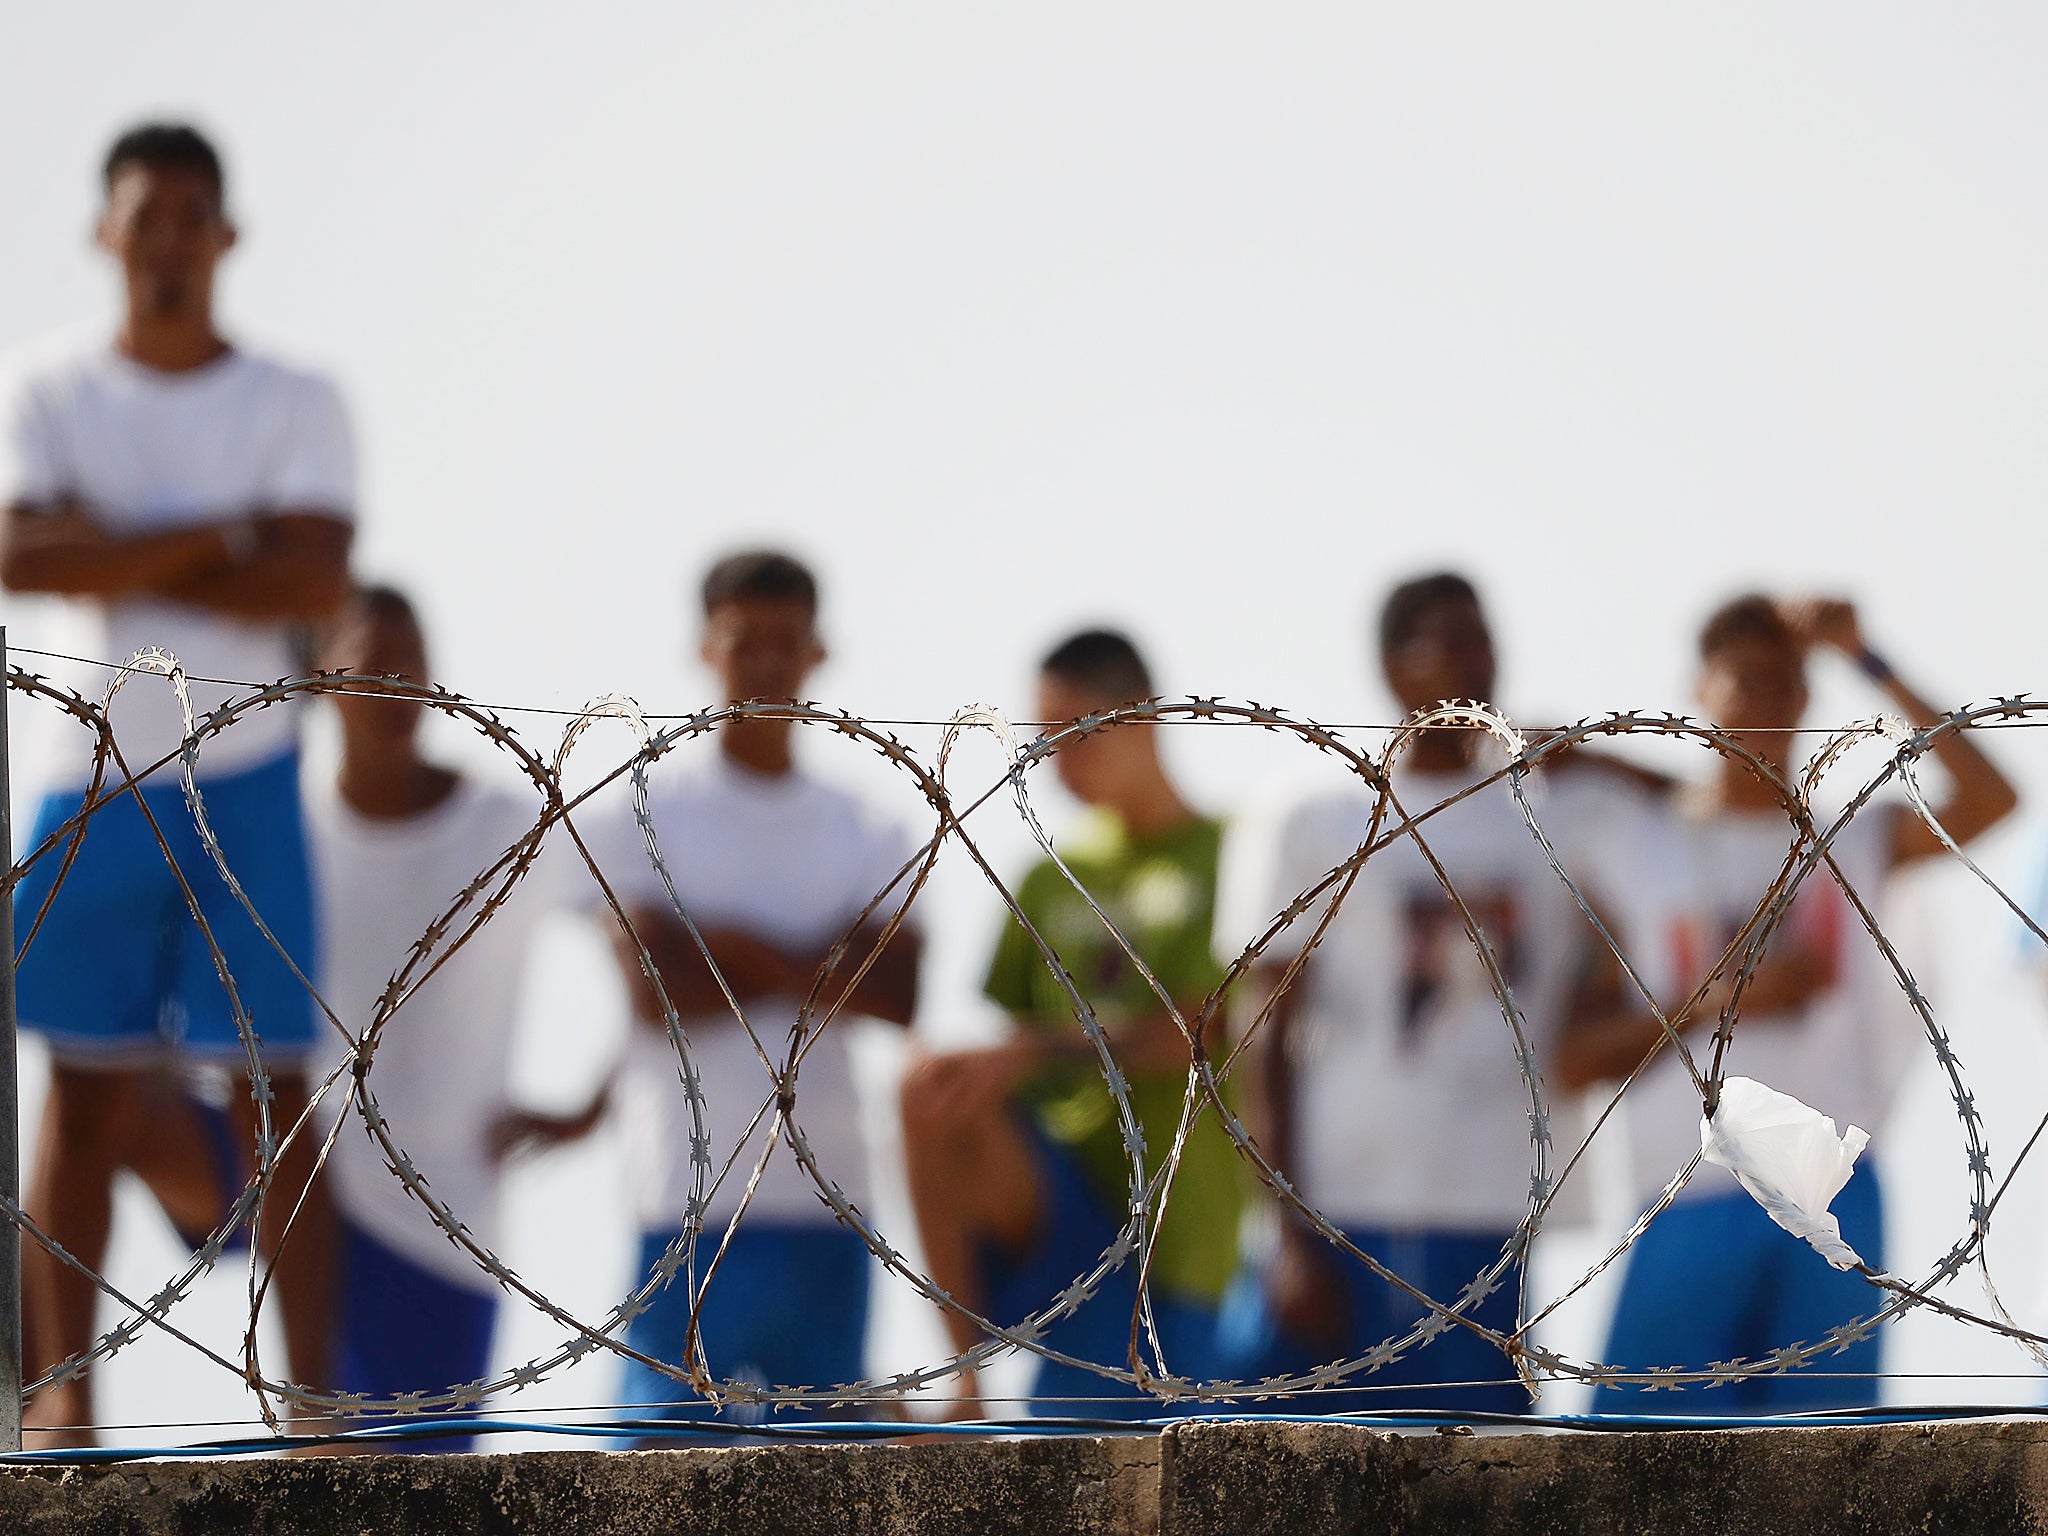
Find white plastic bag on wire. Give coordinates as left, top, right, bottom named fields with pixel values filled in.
left=1700, top=1076, right=1870, bottom=1272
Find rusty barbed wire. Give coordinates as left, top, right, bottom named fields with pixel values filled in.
left=5, top=650, right=2047, bottom=1434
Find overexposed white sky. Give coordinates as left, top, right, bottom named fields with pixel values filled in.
left=6, top=2, right=2048, bottom=1445
left=8, top=4, right=2047, bottom=730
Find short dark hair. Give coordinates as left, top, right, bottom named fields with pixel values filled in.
left=700, top=549, right=819, bottom=618
left=1040, top=628, right=1155, bottom=708
left=103, top=123, right=225, bottom=203
left=1699, top=593, right=1796, bottom=663
left=1378, top=572, right=1481, bottom=658
left=312, top=582, right=424, bottom=675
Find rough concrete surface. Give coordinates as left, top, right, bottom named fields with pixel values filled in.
left=6, top=1419, right=2048, bottom=1535
left=0, top=1436, right=1163, bottom=1536
left=1166, top=1419, right=2048, bottom=1536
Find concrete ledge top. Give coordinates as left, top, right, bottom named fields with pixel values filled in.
left=5, top=1418, right=2048, bottom=1535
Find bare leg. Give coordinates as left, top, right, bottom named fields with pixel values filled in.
left=899, top=1054, right=1042, bottom=1417
left=231, top=1069, right=334, bottom=1408
left=22, top=1063, right=146, bottom=1447
left=21, top=1062, right=335, bottom=1444
left=124, top=1069, right=235, bottom=1243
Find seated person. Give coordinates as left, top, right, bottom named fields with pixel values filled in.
left=902, top=629, right=1243, bottom=1418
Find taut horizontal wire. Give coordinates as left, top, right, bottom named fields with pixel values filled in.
left=12, top=641, right=2041, bottom=733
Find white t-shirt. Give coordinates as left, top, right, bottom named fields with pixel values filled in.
left=0, top=335, right=355, bottom=785
left=1215, top=756, right=1603, bottom=1231
left=1621, top=800, right=1912, bottom=1203
left=589, top=748, right=915, bottom=1234
left=310, top=776, right=560, bottom=1293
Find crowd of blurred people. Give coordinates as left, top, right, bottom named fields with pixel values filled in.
left=0, top=123, right=2020, bottom=1450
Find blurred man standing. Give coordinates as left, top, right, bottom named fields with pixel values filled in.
left=593, top=550, right=921, bottom=1431
left=1564, top=595, right=2015, bottom=1413
left=0, top=123, right=353, bottom=1439
left=902, top=629, right=1244, bottom=1418
left=309, top=586, right=584, bottom=1452
left=1211, top=574, right=1631, bottom=1412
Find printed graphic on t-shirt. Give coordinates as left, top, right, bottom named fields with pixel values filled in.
left=1039, top=859, right=1204, bottom=1003
left=1401, top=887, right=1523, bottom=1047
left=1706, top=871, right=1845, bottom=997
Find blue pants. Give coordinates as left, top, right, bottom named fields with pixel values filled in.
left=334, top=1218, right=497, bottom=1454
left=13, top=751, right=318, bottom=1065
left=979, top=1122, right=1223, bottom=1420
left=1596, top=1158, right=1885, bottom=1414
left=621, top=1224, right=871, bottom=1434
left=1213, top=1227, right=1526, bottom=1416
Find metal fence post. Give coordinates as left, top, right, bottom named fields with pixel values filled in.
left=0, top=626, right=22, bottom=1452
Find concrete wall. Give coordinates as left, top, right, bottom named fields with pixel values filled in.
left=6, top=1419, right=2048, bottom=1535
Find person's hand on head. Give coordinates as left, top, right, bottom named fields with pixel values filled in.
left=1777, top=597, right=1863, bottom=658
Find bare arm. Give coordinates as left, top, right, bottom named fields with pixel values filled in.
left=2, top=500, right=352, bottom=627
left=1103, top=1009, right=1208, bottom=1073
left=612, top=907, right=783, bottom=1023
left=615, top=906, right=921, bottom=1028
left=1877, top=669, right=2018, bottom=864
left=899, top=988, right=1212, bottom=1135
left=984, top=997, right=1214, bottom=1075
left=810, top=923, right=922, bottom=1028
left=1553, top=937, right=1838, bottom=1093
left=1236, top=962, right=1303, bottom=1184
left=1234, top=958, right=1349, bottom=1347
left=1787, top=599, right=2018, bottom=867
left=0, top=499, right=238, bottom=597
left=155, top=512, right=353, bottom=622
left=1536, top=741, right=1680, bottom=797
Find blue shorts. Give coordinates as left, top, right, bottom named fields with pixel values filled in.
left=12, top=751, right=319, bottom=1067
left=1212, top=1227, right=1526, bottom=1416
left=334, top=1217, right=498, bottom=1454
left=621, top=1224, right=871, bottom=1434
left=979, top=1120, right=1223, bottom=1420
left=1596, top=1157, right=1885, bottom=1414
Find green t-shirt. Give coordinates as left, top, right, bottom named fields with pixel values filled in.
left=983, top=810, right=1245, bottom=1304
